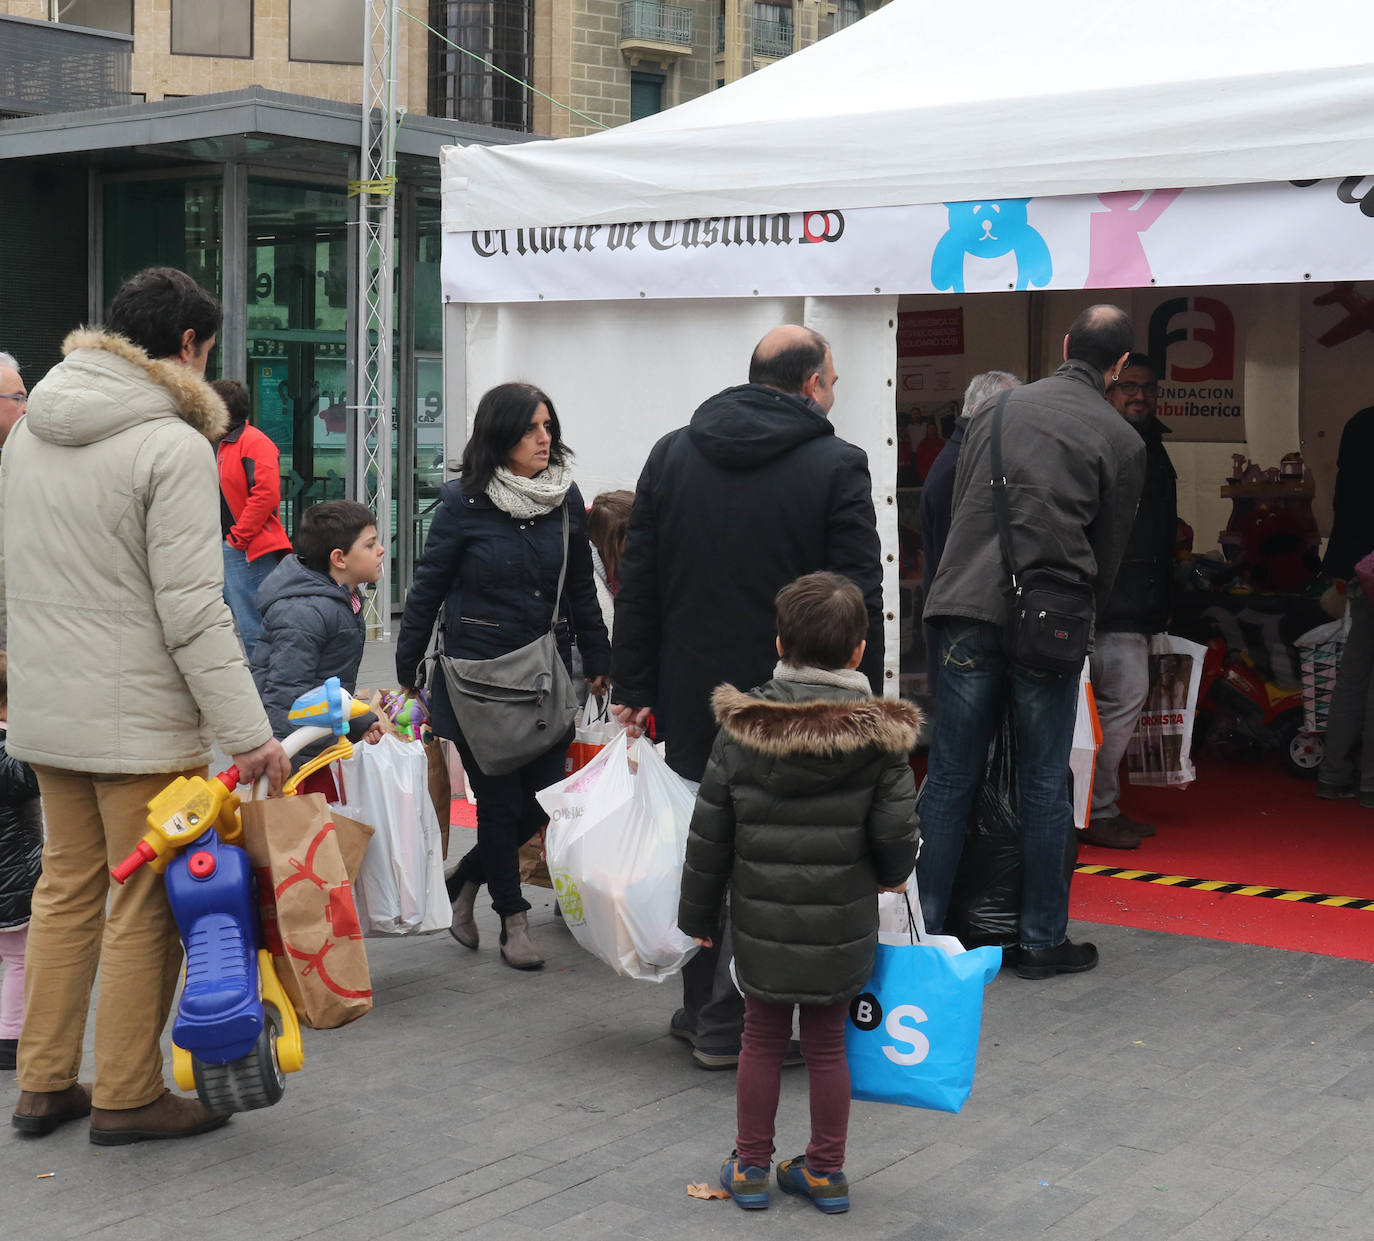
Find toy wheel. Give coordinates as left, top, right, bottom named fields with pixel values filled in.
left=192, top=1007, right=286, bottom=1114
left=1272, top=712, right=1321, bottom=779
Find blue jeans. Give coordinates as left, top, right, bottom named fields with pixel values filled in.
left=221, top=543, right=283, bottom=658
left=916, top=620, right=1080, bottom=950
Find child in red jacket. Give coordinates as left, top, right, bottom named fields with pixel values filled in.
left=213, top=378, right=293, bottom=657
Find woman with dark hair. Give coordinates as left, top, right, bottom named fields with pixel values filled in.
left=585, top=489, right=634, bottom=635
left=395, top=382, right=610, bottom=970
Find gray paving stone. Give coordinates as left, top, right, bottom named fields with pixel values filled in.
left=4, top=638, right=1374, bottom=1241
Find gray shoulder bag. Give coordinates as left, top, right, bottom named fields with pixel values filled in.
left=437, top=505, right=578, bottom=776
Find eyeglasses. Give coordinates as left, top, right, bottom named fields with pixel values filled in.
left=0, top=392, right=26, bottom=406
left=1114, top=381, right=1157, bottom=397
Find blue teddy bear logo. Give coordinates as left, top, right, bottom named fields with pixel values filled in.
left=930, top=200, right=1053, bottom=293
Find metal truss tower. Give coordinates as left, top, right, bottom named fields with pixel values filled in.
left=355, top=0, right=402, bottom=639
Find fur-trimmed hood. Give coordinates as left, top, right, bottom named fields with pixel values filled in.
left=712, top=682, right=923, bottom=758
left=23, top=328, right=228, bottom=448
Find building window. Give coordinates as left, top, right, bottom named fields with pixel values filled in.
left=172, top=0, right=252, bottom=58
left=50, top=0, right=132, bottom=35
left=290, top=0, right=364, bottom=65
left=630, top=71, right=663, bottom=122
left=752, top=0, right=792, bottom=58
left=834, top=0, right=862, bottom=29
left=428, top=0, right=533, bottom=132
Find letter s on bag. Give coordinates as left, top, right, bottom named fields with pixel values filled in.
left=881, top=1003, right=931, bottom=1066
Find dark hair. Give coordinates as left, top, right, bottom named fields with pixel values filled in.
left=775, top=572, right=867, bottom=670
left=748, top=328, right=830, bottom=393
left=210, top=378, right=250, bottom=426
left=459, top=382, right=570, bottom=495
left=586, top=490, right=634, bottom=586
left=0, top=650, right=7, bottom=703
left=1120, top=351, right=1156, bottom=376
left=107, top=267, right=223, bottom=361
left=1065, top=304, right=1133, bottom=373
left=294, top=500, right=376, bottom=574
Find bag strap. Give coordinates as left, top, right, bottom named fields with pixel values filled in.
left=548, top=504, right=570, bottom=634
left=987, top=389, right=1020, bottom=592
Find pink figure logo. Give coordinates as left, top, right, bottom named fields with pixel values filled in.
left=1085, top=189, right=1182, bottom=289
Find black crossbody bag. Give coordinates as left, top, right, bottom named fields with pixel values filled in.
left=988, top=391, right=1095, bottom=676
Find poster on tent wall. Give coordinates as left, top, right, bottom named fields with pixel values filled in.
left=1299, top=281, right=1374, bottom=536
left=442, top=179, right=1374, bottom=310
left=1130, top=289, right=1246, bottom=444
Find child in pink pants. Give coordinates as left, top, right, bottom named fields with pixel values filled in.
left=0, top=653, right=43, bottom=1070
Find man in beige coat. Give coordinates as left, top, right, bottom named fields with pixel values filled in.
left=0, top=267, right=290, bottom=1144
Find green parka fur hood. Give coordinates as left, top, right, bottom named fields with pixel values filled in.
left=678, top=677, right=921, bottom=1007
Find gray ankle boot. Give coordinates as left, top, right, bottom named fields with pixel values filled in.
left=449, top=881, right=480, bottom=949
left=499, top=912, right=544, bottom=970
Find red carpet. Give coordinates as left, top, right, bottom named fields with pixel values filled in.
left=1071, top=759, right=1374, bottom=962
left=459, top=763, right=1374, bottom=962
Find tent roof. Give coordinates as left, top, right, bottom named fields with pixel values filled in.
left=442, top=0, right=1374, bottom=231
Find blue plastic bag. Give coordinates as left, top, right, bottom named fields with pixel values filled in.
left=845, top=938, right=1001, bottom=1113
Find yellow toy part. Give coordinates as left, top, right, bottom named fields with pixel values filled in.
left=259, top=950, right=304, bottom=1074
left=282, top=737, right=356, bottom=796
left=136, top=776, right=242, bottom=875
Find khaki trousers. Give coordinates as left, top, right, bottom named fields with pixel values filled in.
left=20, top=765, right=204, bottom=1110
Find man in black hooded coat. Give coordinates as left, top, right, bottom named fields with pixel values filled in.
left=611, top=323, right=885, bottom=1067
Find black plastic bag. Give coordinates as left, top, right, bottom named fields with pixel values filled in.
left=945, top=707, right=1021, bottom=947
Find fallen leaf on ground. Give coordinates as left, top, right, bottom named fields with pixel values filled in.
left=687, top=1182, right=730, bottom=1200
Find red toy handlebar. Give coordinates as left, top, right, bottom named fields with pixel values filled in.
left=111, top=841, right=158, bottom=885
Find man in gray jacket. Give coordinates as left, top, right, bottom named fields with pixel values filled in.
left=918, top=305, right=1146, bottom=980
left=0, top=268, right=290, bottom=1143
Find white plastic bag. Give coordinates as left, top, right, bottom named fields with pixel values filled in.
left=1126, top=633, right=1207, bottom=788
left=1071, top=661, right=1103, bottom=829
left=335, top=734, right=449, bottom=935
left=537, top=732, right=699, bottom=981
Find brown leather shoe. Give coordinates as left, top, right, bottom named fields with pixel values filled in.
left=1079, top=815, right=1142, bottom=849
left=89, top=1089, right=230, bottom=1146
left=12, top=1083, right=93, bottom=1135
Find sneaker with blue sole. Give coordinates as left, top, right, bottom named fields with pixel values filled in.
left=720, top=1154, right=771, bottom=1209
left=777, top=1155, right=849, bottom=1213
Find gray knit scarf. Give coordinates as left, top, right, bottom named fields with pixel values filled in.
left=485, top=459, right=573, bottom=518
left=772, top=661, right=872, bottom=693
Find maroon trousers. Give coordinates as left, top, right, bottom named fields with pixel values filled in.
left=735, top=994, right=850, bottom=1174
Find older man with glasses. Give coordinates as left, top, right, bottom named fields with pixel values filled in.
left=0, top=352, right=26, bottom=448
left=1083, top=352, right=1179, bottom=849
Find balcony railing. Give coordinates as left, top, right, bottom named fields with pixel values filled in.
left=753, top=14, right=793, bottom=58
left=0, top=14, right=132, bottom=117
left=620, top=1, right=693, bottom=47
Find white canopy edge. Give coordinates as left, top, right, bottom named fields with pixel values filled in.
left=440, top=0, right=1374, bottom=232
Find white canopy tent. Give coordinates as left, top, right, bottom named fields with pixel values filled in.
left=438, top=0, right=1374, bottom=692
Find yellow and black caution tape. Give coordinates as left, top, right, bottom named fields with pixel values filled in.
left=1075, top=864, right=1374, bottom=912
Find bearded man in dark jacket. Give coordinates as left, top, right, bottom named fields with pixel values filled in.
left=612, top=323, right=884, bottom=1068
left=1083, top=353, right=1178, bottom=850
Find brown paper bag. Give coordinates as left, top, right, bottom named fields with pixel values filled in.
left=518, top=827, right=553, bottom=888
left=425, top=738, right=451, bottom=858
left=241, top=793, right=373, bottom=1029
left=331, top=811, right=375, bottom=882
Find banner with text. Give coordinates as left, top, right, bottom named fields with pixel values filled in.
left=442, top=179, right=1374, bottom=308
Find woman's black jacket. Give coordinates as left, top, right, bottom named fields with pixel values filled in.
left=395, top=479, right=611, bottom=744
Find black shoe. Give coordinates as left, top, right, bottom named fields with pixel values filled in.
left=693, top=1038, right=804, bottom=1070
left=669, top=1009, right=696, bottom=1045
left=1015, top=939, right=1099, bottom=980
left=1079, top=816, right=1141, bottom=849
left=1114, top=811, right=1156, bottom=838
left=1317, top=781, right=1356, bottom=801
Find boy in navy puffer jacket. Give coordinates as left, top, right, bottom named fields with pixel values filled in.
left=250, top=500, right=385, bottom=797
